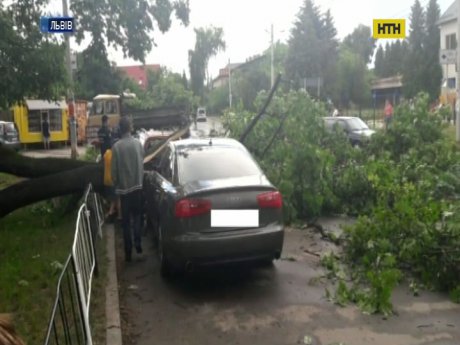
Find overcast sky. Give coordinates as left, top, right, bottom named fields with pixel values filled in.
left=74, top=0, right=454, bottom=78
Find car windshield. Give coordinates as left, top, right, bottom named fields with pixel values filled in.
left=177, top=146, right=261, bottom=183
left=346, top=118, right=369, bottom=131
left=4, top=123, right=16, bottom=133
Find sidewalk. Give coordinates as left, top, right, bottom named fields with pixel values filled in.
left=21, top=146, right=88, bottom=158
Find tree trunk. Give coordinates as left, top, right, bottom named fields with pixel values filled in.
left=0, top=146, right=102, bottom=218
left=0, top=146, right=93, bottom=178
left=0, top=123, right=187, bottom=218
left=0, top=164, right=103, bottom=218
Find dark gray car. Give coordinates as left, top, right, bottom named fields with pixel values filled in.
left=323, top=116, right=375, bottom=146
left=0, top=121, right=20, bottom=151
left=144, top=138, right=284, bottom=276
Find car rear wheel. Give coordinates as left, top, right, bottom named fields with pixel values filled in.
left=158, top=225, right=173, bottom=277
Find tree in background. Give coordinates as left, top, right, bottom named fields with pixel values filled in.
left=124, top=68, right=195, bottom=111
left=71, top=0, right=190, bottom=62
left=423, top=0, right=442, bottom=101
left=75, top=40, right=123, bottom=100
left=319, top=9, right=339, bottom=98
left=1, top=0, right=190, bottom=108
left=285, top=0, right=322, bottom=88
left=188, top=26, right=226, bottom=100
left=403, top=0, right=427, bottom=98
left=373, top=0, right=441, bottom=101
left=207, top=84, right=229, bottom=115
left=0, top=3, right=67, bottom=108
left=374, top=40, right=409, bottom=78
left=336, top=47, right=371, bottom=111
left=342, top=25, right=377, bottom=64
left=232, top=57, right=271, bottom=111
left=285, top=0, right=338, bottom=96
left=374, top=45, right=385, bottom=77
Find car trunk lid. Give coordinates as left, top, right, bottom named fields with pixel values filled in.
left=175, top=177, right=282, bottom=233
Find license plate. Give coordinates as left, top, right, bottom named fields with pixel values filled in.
left=211, top=210, right=259, bottom=228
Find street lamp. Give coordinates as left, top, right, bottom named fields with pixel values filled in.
left=266, top=24, right=285, bottom=89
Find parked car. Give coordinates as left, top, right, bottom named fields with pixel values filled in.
left=196, top=107, right=207, bottom=122
left=323, top=116, right=375, bottom=146
left=0, top=121, right=20, bottom=151
left=144, top=137, right=284, bottom=276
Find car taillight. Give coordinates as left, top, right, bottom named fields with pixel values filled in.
left=257, top=191, right=282, bottom=209
left=175, top=198, right=211, bottom=218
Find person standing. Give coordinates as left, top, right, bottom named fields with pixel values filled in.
left=42, top=116, right=50, bottom=150
left=384, top=100, right=394, bottom=129
left=103, top=148, right=121, bottom=222
left=111, top=117, right=144, bottom=262
left=97, top=115, right=112, bottom=158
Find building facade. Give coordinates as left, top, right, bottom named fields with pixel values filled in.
left=438, top=1, right=458, bottom=105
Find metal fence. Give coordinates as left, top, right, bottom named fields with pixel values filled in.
left=44, top=184, right=104, bottom=345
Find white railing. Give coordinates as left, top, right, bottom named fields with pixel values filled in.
left=44, top=184, right=104, bottom=345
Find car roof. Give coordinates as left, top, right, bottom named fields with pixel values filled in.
left=0, top=121, right=14, bottom=124
left=172, top=137, right=246, bottom=151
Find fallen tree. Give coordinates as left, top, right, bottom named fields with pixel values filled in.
left=0, top=124, right=192, bottom=218
left=0, top=146, right=103, bottom=218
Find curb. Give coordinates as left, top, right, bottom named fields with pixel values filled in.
left=105, top=224, right=123, bottom=345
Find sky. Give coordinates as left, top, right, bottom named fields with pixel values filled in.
left=72, top=0, right=454, bottom=78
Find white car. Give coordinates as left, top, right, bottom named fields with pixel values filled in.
left=196, top=107, right=207, bottom=122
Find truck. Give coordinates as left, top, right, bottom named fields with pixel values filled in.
left=86, top=93, right=190, bottom=145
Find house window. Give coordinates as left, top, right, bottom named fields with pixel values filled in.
left=446, top=33, right=457, bottom=50
left=49, top=109, right=62, bottom=131
left=448, top=78, right=456, bottom=89
left=28, top=110, right=41, bottom=133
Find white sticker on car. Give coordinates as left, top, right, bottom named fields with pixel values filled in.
left=211, top=210, right=259, bottom=228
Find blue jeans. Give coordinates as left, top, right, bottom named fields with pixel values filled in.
left=120, top=189, right=143, bottom=257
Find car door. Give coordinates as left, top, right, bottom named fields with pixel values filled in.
left=144, top=147, right=170, bottom=228
left=155, top=146, right=177, bottom=221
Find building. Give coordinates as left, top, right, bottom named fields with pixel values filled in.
left=371, top=75, right=403, bottom=107
left=12, top=100, right=69, bottom=146
left=438, top=1, right=458, bottom=105
left=117, top=64, right=161, bottom=90
left=211, top=55, right=268, bottom=89
left=212, top=63, right=243, bottom=89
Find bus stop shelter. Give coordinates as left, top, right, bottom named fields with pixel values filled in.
left=371, top=75, right=403, bottom=108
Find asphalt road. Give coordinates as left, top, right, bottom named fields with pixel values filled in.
left=116, top=217, right=460, bottom=345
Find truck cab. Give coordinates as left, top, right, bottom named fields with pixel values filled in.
left=86, top=95, right=123, bottom=144
left=86, top=93, right=189, bottom=145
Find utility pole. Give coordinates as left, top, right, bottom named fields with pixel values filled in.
left=457, top=0, right=460, bottom=141
left=63, top=0, right=78, bottom=159
left=228, top=59, right=232, bottom=108
left=271, top=24, right=274, bottom=88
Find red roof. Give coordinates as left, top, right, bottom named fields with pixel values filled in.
left=118, top=64, right=161, bottom=89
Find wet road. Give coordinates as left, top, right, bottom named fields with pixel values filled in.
left=189, top=116, right=225, bottom=138
left=117, top=221, right=460, bottom=345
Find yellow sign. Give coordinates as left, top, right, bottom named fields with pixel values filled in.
left=373, top=19, right=406, bottom=39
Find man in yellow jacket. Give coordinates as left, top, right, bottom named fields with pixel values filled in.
left=103, top=148, right=121, bottom=222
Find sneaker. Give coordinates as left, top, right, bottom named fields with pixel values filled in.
left=135, top=245, right=143, bottom=254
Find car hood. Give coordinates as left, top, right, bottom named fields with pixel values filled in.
left=351, top=128, right=375, bottom=137
left=180, top=174, right=273, bottom=196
